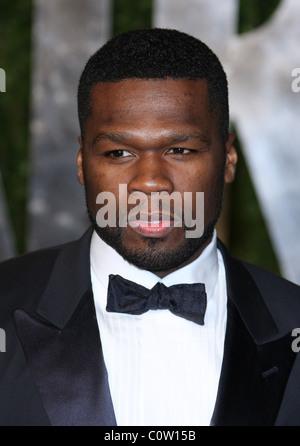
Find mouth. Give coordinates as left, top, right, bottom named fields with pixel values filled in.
left=128, top=214, right=176, bottom=238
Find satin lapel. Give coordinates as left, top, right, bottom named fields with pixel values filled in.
left=14, top=288, right=116, bottom=426
left=211, top=300, right=296, bottom=426
left=211, top=241, right=297, bottom=426
left=13, top=228, right=116, bottom=426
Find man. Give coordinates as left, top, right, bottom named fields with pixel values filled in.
left=0, top=28, right=300, bottom=426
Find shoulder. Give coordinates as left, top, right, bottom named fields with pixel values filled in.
left=218, top=238, right=300, bottom=296
left=236, top=258, right=300, bottom=330
left=241, top=260, right=300, bottom=299
left=0, top=240, right=76, bottom=311
left=218, top=238, right=300, bottom=329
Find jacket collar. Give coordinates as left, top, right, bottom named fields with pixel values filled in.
left=217, top=238, right=280, bottom=344
left=35, top=226, right=94, bottom=329
left=13, top=227, right=116, bottom=426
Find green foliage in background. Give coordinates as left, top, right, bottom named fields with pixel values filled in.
left=0, top=0, right=32, bottom=253
left=238, top=0, right=282, bottom=33
left=0, top=0, right=283, bottom=275
left=228, top=130, right=281, bottom=275
left=113, top=0, right=152, bottom=36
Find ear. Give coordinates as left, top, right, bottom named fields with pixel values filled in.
left=224, top=133, right=238, bottom=184
left=77, top=136, right=84, bottom=185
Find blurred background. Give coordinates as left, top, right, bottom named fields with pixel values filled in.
left=0, top=0, right=299, bottom=283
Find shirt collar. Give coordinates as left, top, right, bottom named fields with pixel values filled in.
left=90, top=230, right=219, bottom=301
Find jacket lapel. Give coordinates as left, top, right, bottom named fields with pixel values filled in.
left=13, top=228, right=116, bottom=426
left=211, top=241, right=297, bottom=426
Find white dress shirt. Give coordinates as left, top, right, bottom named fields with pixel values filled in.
left=90, top=230, right=227, bottom=426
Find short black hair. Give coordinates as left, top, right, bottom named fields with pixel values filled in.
left=78, top=28, right=229, bottom=144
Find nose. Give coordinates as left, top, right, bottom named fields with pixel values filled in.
left=127, top=154, right=174, bottom=195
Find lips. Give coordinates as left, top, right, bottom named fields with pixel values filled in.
left=128, top=214, right=175, bottom=238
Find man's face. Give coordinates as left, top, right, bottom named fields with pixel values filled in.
left=77, top=79, right=237, bottom=277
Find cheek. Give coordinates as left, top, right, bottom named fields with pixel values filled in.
left=182, top=164, right=224, bottom=221
left=83, top=160, right=110, bottom=191
left=83, top=163, right=112, bottom=210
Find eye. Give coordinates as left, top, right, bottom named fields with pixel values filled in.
left=105, top=150, right=132, bottom=158
left=168, top=147, right=192, bottom=155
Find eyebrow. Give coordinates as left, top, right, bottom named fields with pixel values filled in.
left=92, top=131, right=210, bottom=146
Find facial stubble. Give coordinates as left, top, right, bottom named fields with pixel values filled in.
left=83, top=166, right=225, bottom=273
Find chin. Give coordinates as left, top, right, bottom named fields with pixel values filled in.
left=86, top=199, right=219, bottom=272
left=95, top=224, right=214, bottom=273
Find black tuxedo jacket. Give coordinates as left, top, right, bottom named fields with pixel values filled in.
left=1, top=227, right=300, bottom=426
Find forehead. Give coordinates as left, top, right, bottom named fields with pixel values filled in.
left=88, top=78, right=211, bottom=127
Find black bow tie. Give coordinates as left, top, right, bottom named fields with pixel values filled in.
left=106, top=274, right=207, bottom=325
